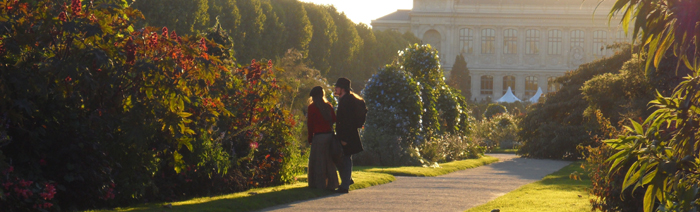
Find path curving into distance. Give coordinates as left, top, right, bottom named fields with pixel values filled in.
left=260, top=154, right=572, bottom=212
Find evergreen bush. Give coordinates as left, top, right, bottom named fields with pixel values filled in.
left=357, top=44, right=479, bottom=166
left=357, top=65, right=423, bottom=166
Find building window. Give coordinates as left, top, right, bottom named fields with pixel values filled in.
left=460, top=28, right=474, bottom=54
left=503, top=29, right=518, bottom=54
left=481, top=75, right=493, bottom=95
left=547, top=30, right=562, bottom=55
left=616, top=30, right=628, bottom=43
left=571, top=30, right=585, bottom=48
left=503, top=75, right=516, bottom=95
left=481, top=29, right=495, bottom=54
left=548, top=77, right=561, bottom=93
left=525, top=76, right=538, bottom=96
left=526, top=29, right=540, bottom=54
left=593, top=30, right=607, bottom=56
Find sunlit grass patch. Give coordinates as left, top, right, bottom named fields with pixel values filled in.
left=465, top=162, right=591, bottom=212
left=487, top=148, right=518, bottom=154
left=356, top=156, right=498, bottom=177
left=89, top=171, right=394, bottom=212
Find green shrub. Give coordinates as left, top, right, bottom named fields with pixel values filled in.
left=472, top=113, right=520, bottom=149
left=517, top=45, right=633, bottom=159
left=437, top=86, right=472, bottom=135
left=356, top=127, right=422, bottom=166
left=419, top=133, right=484, bottom=165
left=357, top=65, right=424, bottom=166
left=399, top=44, right=443, bottom=133
left=483, top=104, right=507, bottom=119
left=0, top=1, right=297, bottom=210
left=582, top=141, right=645, bottom=212
left=357, top=44, right=473, bottom=166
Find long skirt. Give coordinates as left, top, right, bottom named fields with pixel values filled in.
left=307, top=133, right=339, bottom=190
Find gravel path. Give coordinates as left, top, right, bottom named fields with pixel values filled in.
left=260, top=154, right=571, bottom=212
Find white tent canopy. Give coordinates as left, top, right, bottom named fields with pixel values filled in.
left=528, top=87, right=544, bottom=102
left=497, top=87, right=521, bottom=103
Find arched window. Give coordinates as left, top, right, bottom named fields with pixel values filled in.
left=525, top=76, right=538, bottom=96
left=526, top=29, right=540, bottom=55
left=503, top=75, right=516, bottom=95
left=460, top=28, right=474, bottom=54
left=616, top=30, right=628, bottom=43
left=593, top=30, right=607, bottom=56
left=548, top=30, right=562, bottom=55
left=547, top=77, right=561, bottom=93
left=423, top=30, right=441, bottom=52
left=481, top=75, right=493, bottom=95
left=503, top=29, right=518, bottom=54
left=481, top=29, right=495, bottom=54
left=571, top=30, right=585, bottom=48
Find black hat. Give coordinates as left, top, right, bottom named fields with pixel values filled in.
left=334, top=78, right=353, bottom=91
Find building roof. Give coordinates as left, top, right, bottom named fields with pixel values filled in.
left=374, top=9, right=411, bottom=22
left=456, top=0, right=614, bottom=7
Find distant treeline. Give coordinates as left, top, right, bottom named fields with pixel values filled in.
left=133, top=0, right=420, bottom=90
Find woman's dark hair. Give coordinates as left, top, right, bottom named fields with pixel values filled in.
left=309, top=86, right=332, bottom=122
left=309, top=86, right=326, bottom=104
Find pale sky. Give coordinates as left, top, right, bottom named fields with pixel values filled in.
left=299, top=0, right=413, bottom=26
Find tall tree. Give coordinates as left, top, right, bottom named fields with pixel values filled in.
left=260, top=0, right=286, bottom=59
left=303, top=3, right=337, bottom=75
left=353, top=23, right=379, bottom=91
left=448, top=54, right=471, bottom=100
left=326, top=7, right=362, bottom=80
left=207, top=0, right=240, bottom=36
left=273, top=0, right=312, bottom=58
left=133, top=0, right=210, bottom=35
left=234, top=0, right=266, bottom=62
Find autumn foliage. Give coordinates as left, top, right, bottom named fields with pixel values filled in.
left=0, top=0, right=298, bottom=210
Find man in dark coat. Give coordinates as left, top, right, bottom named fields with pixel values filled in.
left=333, top=77, right=364, bottom=193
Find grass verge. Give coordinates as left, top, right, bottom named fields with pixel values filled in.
left=356, top=156, right=498, bottom=177
left=487, top=148, right=518, bottom=154
left=89, top=156, right=496, bottom=212
left=464, top=162, right=591, bottom=212
left=91, top=171, right=395, bottom=212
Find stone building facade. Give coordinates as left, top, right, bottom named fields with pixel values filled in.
left=371, top=0, right=630, bottom=101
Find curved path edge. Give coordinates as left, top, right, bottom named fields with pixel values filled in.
left=260, top=154, right=572, bottom=212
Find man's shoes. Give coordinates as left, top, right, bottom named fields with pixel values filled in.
left=334, top=188, right=349, bottom=193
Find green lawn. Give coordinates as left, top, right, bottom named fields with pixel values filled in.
left=465, top=162, right=592, bottom=212
left=91, top=156, right=496, bottom=212
left=357, top=156, right=499, bottom=177
left=487, top=148, right=519, bottom=154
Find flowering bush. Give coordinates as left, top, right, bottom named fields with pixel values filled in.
left=357, top=65, right=423, bottom=166
left=0, top=166, right=57, bottom=210
left=357, top=44, right=476, bottom=166
left=437, top=86, right=472, bottom=135
left=399, top=44, right=443, bottom=133
left=0, top=0, right=297, bottom=209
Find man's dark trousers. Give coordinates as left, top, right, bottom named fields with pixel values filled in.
left=338, top=154, right=353, bottom=190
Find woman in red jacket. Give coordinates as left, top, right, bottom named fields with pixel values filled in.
left=306, top=86, right=339, bottom=190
